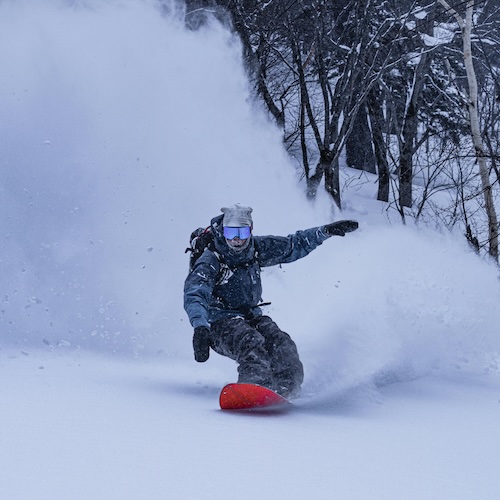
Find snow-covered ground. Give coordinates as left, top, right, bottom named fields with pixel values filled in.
left=2, top=1, right=500, bottom=499
left=2, top=351, right=500, bottom=499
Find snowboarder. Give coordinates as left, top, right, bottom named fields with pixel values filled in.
left=183, top=204, right=358, bottom=399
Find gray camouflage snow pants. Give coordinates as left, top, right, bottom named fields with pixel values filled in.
left=210, top=315, right=304, bottom=398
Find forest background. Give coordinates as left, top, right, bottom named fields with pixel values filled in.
left=187, top=0, right=500, bottom=262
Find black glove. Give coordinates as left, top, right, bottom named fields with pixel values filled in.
left=323, top=220, right=359, bottom=237
left=193, top=326, right=211, bottom=362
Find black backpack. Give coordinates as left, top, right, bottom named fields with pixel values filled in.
left=185, top=226, right=217, bottom=272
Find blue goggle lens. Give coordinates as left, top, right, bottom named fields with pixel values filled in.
left=223, top=226, right=251, bottom=240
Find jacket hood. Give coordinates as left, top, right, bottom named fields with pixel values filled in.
left=210, top=214, right=255, bottom=266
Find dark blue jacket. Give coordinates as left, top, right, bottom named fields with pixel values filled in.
left=183, top=214, right=331, bottom=328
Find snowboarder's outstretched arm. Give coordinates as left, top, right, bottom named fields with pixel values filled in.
left=255, top=220, right=358, bottom=267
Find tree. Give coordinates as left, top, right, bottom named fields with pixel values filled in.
left=345, top=105, right=376, bottom=174
left=436, top=0, right=499, bottom=261
left=367, top=84, right=391, bottom=202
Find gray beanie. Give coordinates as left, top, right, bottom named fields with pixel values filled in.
left=221, top=204, right=253, bottom=227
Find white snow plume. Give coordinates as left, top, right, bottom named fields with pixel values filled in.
left=0, top=0, right=310, bottom=354
left=281, top=224, right=500, bottom=403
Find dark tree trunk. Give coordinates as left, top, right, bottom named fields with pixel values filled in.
left=346, top=106, right=376, bottom=174
left=367, top=87, right=390, bottom=202
left=307, top=149, right=340, bottom=208
left=398, top=140, right=414, bottom=208
left=325, top=154, right=341, bottom=209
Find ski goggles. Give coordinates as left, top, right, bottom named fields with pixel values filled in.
left=223, top=226, right=252, bottom=240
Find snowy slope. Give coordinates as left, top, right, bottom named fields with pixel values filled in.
left=2, top=351, right=500, bottom=500
left=1, top=2, right=500, bottom=499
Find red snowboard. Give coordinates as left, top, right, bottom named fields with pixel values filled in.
left=219, top=383, right=289, bottom=410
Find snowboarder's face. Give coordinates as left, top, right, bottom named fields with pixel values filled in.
left=223, top=225, right=251, bottom=253
left=226, top=236, right=249, bottom=252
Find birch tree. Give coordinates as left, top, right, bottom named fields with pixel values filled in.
left=436, top=0, right=499, bottom=261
